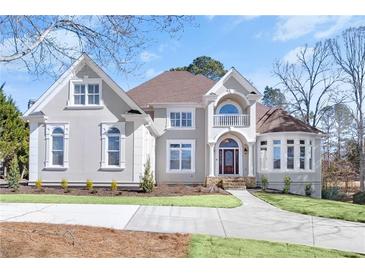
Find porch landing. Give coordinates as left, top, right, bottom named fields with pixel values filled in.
left=205, top=176, right=256, bottom=189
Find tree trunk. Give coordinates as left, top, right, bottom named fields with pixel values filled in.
left=359, top=112, right=364, bottom=192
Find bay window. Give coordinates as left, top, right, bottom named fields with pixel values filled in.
left=287, top=140, right=294, bottom=169
left=300, top=140, right=305, bottom=169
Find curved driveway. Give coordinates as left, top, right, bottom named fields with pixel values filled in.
left=1, top=190, right=364, bottom=254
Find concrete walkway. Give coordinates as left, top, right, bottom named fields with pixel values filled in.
left=1, top=190, right=364, bottom=254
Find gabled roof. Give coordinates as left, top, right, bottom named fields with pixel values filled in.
left=24, top=53, right=143, bottom=117
left=205, top=67, right=262, bottom=97
left=256, top=103, right=323, bottom=134
left=128, top=71, right=216, bottom=108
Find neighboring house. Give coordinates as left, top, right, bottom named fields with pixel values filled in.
left=23, top=54, right=323, bottom=197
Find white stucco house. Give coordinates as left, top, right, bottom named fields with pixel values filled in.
left=23, top=54, right=324, bottom=197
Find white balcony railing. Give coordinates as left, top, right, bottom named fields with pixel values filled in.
left=213, top=114, right=250, bottom=127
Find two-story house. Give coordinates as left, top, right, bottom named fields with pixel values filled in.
left=23, top=54, right=323, bottom=197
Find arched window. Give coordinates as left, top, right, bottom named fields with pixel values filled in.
left=52, top=127, right=64, bottom=166
left=107, top=127, right=120, bottom=166
left=219, top=138, right=239, bottom=148
left=219, top=104, right=240, bottom=114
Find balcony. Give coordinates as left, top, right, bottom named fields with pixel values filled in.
left=213, top=114, right=250, bottom=127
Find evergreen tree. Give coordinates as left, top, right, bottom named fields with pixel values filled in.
left=7, top=155, right=20, bottom=191
left=261, top=86, right=287, bottom=109
left=171, top=56, right=227, bottom=81
left=0, top=84, right=29, bottom=178
left=140, top=158, right=155, bottom=193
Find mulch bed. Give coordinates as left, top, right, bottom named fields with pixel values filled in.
left=0, top=222, right=190, bottom=258
left=0, top=184, right=228, bottom=197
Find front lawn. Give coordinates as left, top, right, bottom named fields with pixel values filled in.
left=1, top=222, right=363, bottom=258
left=254, top=192, right=365, bottom=223
left=188, top=234, right=364, bottom=258
left=0, top=194, right=241, bottom=208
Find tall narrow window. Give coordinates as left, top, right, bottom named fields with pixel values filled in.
left=107, top=127, right=120, bottom=166
left=52, top=128, right=64, bottom=166
left=300, top=140, right=305, bottom=169
left=74, top=84, right=86, bottom=105
left=309, top=140, right=313, bottom=170
left=273, top=140, right=281, bottom=169
left=260, top=141, right=267, bottom=170
left=287, top=140, right=294, bottom=169
left=88, top=84, right=100, bottom=105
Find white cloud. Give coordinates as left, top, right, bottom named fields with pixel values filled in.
left=273, top=16, right=332, bottom=41
left=145, top=68, right=161, bottom=79
left=283, top=46, right=314, bottom=64
left=273, top=16, right=365, bottom=42
left=158, top=40, right=180, bottom=53
left=140, top=51, right=159, bottom=62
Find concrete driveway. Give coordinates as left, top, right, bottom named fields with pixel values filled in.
left=1, top=190, right=364, bottom=254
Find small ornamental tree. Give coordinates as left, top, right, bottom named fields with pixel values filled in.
left=140, top=158, right=154, bottom=193
left=283, top=176, right=292, bottom=194
left=7, top=156, right=20, bottom=191
left=261, top=176, right=268, bottom=191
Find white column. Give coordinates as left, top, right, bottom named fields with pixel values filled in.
left=29, top=122, right=39, bottom=181
left=208, top=142, right=215, bottom=176
left=248, top=142, right=255, bottom=176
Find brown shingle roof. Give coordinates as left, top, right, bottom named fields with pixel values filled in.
left=257, top=106, right=322, bottom=134
left=127, top=72, right=322, bottom=134
left=128, top=71, right=216, bottom=108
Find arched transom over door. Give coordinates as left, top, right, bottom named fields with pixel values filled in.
left=218, top=138, right=240, bottom=175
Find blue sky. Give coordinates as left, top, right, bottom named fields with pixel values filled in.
left=1, top=15, right=365, bottom=113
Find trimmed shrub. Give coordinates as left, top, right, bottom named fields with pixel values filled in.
left=305, top=183, right=312, bottom=196
left=322, top=186, right=346, bottom=201
left=35, top=178, right=43, bottom=191
left=261, top=176, right=268, bottom=191
left=86, top=179, right=93, bottom=191
left=61, top=178, right=69, bottom=193
left=353, top=191, right=365, bottom=205
left=283, top=176, right=291, bottom=194
left=7, top=156, right=20, bottom=191
left=111, top=180, right=118, bottom=192
left=140, top=158, right=154, bottom=193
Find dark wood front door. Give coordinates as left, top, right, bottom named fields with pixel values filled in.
left=224, top=149, right=234, bottom=174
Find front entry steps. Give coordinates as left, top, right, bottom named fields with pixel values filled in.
left=205, top=176, right=256, bottom=189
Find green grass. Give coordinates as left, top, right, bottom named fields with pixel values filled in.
left=188, top=234, right=365, bottom=258
left=0, top=194, right=241, bottom=208
left=254, top=192, right=365, bottom=223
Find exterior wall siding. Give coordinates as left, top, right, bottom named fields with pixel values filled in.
left=154, top=108, right=206, bottom=184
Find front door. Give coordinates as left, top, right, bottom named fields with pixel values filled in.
left=224, top=149, right=234, bottom=174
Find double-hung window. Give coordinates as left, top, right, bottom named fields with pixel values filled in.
left=260, top=141, right=268, bottom=170
left=168, top=108, right=194, bottom=129
left=101, top=123, right=126, bottom=169
left=309, top=140, right=313, bottom=170
left=287, top=140, right=294, bottom=169
left=45, top=123, right=69, bottom=169
left=167, top=140, right=195, bottom=172
left=273, top=140, right=281, bottom=169
left=300, top=140, right=305, bottom=169
left=74, top=84, right=86, bottom=105
left=70, top=78, right=102, bottom=106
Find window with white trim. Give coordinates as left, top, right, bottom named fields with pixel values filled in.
left=167, top=108, right=195, bottom=129
left=287, top=140, right=294, bottom=169
left=273, top=140, right=281, bottom=169
left=260, top=141, right=268, bottom=170
left=45, top=123, right=69, bottom=169
left=300, top=140, right=305, bottom=169
left=52, top=128, right=64, bottom=166
left=69, top=78, right=102, bottom=106
left=309, top=140, right=313, bottom=170
left=167, top=140, right=195, bottom=172
left=107, top=127, right=120, bottom=166
left=101, top=123, right=126, bottom=169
